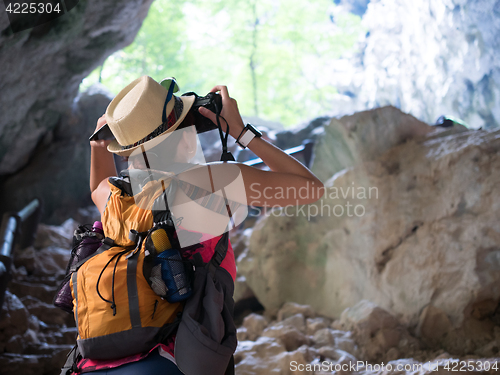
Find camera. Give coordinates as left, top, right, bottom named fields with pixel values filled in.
left=182, top=92, right=223, bottom=133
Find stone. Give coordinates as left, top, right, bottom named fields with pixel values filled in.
left=0, top=291, right=29, bottom=338
left=277, top=302, right=315, bottom=321
left=281, top=313, right=306, bottom=333
left=10, top=281, right=58, bottom=305
left=5, top=335, right=25, bottom=353
left=334, top=336, right=358, bottom=358
left=24, top=300, right=74, bottom=327
left=27, top=315, right=40, bottom=332
left=339, top=300, right=400, bottom=337
left=233, top=275, right=256, bottom=304
left=317, top=346, right=341, bottom=361
left=312, top=106, right=433, bottom=182
left=416, top=305, right=453, bottom=342
left=0, top=353, right=45, bottom=375
left=306, top=317, right=330, bottom=335
left=276, top=345, right=314, bottom=375
left=312, top=328, right=335, bottom=348
left=337, top=301, right=414, bottom=362
left=231, top=228, right=253, bottom=259
left=242, top=314, right=268, bottom=341
left=33, top=219, right=78, bottom=249
left=22, top=329, right=39, bottom=345
left=262, top=324, right=309, bottom=352
left=474, top=341, right=500, bottom=358
left=237, top=327, right=249, bottom=342
left=14, top=246, right=70, bottom=277
left=375, top=328, right=401, bottom=350
left=386, top=347, right=400, bottom=362
left=235, top=336, right=287, bottom=374
left=335, top=349, right=357, bottom=374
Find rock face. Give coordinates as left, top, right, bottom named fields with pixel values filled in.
left=0, top=0, right=153, bottom=175
left=330, top=0, right=500, bottom=129
left=237, top=106, right=500, bottom=354
left=0, top=85, right=113, bottom=222
left=0, top=0, right=153, bottom=222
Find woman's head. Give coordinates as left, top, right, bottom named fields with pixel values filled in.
left=126, top=107, right=199, bottom=170
left=104, top=76, right=196, bottom=157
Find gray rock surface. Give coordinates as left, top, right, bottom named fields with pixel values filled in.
left=330, top=0, right=500, bottom=129
left=0, top=0, right=153, bottom=175
left=237, top=106, right=500, bottom=354
left=0, top=1, right=152, bottom=223
left=0, top=86, right=113, bottom=223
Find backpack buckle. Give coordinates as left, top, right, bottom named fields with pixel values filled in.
left=129, top=229, right=139, bottom=244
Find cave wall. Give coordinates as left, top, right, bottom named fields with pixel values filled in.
left=0, top=0, right=154, bottom=220
left=330, top=0, right=500, bottom=129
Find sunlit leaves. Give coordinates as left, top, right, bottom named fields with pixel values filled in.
left=80, top=0, right=364, bottom=127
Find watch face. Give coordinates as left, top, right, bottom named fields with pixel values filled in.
left=246, top=124, right=262, bottom=137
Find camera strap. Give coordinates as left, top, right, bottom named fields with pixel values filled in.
left=214, top=101, right=235, bottom=162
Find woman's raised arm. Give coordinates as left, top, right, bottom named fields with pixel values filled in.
left=199, top=85, right=325, bottom=207
left=89, top=115, right=114, bottom=213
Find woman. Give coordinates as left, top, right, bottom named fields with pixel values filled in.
left=84, top=76, right=324, bottom=374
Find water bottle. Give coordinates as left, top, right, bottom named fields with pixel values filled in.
left=53, top=221, right=104, bottom=313
left=146, top=227, right=192, bottom=303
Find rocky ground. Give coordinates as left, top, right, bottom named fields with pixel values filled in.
left=235, top=303, right=500, bottom=375
left=0, top=219, right=79, bottom=375
left=1, top=218, right=499, bottom=374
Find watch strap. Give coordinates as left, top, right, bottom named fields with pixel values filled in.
left=236, top=124, right=261, bottom=149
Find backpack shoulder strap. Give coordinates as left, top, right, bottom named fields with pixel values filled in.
left=108, top=174, right=133, bottom=197
left=208, top=231, right=229, bottom=279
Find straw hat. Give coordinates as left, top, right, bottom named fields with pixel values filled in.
left=105, top=76, right=195, bottom=156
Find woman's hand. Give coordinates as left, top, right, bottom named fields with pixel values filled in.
left=198, top=85, right=245, bottom=140
left=197, top=85, right=324, bottom=206
left=90, top=115, right=113, bottom=148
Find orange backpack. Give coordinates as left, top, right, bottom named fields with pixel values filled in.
left=70, top=176, right=184, bottom=360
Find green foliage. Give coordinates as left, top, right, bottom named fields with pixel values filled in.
left=80, top=0, right=364, bottom=127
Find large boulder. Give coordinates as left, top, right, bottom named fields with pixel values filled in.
left=0, top=1, right=153, bottom=222
left=238, top=106, right=500, bottom=353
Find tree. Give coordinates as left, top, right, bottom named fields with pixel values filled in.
left=81, top=0, right=364, bottom=127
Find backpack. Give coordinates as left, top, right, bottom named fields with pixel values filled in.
left=59, top=170, right=237, bottom=374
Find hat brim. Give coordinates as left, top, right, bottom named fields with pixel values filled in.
left=107, top=95, right=196, bottom=156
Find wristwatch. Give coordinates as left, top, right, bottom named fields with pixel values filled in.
left=236, top=124, right=262, bottom=149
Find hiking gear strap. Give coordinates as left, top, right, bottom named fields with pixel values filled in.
left=72, top=272, right=79, bottom=334
left=60, top=344, right=81, bottom=375
left=208, top=231, right=229, bottom=279
left=127, top=243, right=142, bottom=328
